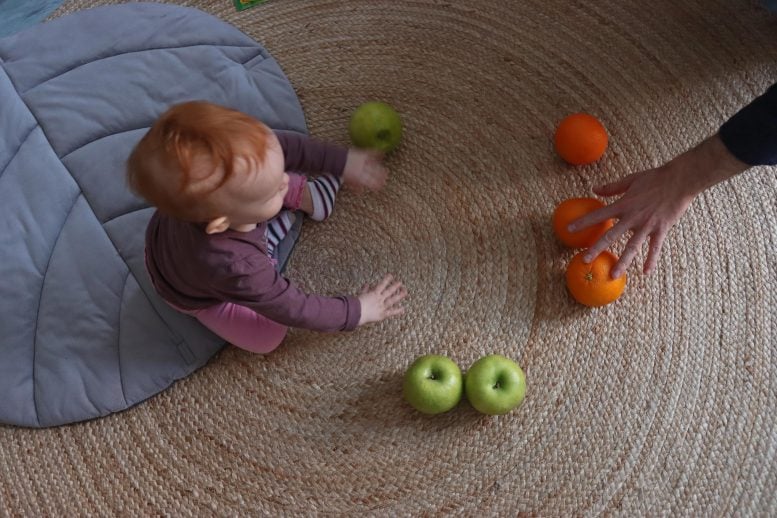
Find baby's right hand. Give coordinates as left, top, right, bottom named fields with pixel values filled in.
left=342, top=149, right=388, bottom=193
left=357, top=274, right=407, bottom=326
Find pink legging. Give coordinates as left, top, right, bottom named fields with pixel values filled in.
left=185, top=303, right=288, bottom=354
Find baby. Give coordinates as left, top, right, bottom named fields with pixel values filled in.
left=127, top=101, right=407, bottom=353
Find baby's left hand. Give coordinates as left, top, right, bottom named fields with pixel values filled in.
left=342, top=149, right=388, bottom=193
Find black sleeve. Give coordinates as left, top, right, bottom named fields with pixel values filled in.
left=719, top=83, right=777, bottom=166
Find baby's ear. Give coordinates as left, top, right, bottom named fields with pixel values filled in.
left=205, top=216, right=230, bottom=234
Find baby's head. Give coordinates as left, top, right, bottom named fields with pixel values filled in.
left=127, top=101, right=288, bottom=233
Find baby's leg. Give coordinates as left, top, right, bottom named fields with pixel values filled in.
left=283, top=173, right=307, bottom=210
left=190, top=302, right=288, bottom=354
left=305, top=174, right=341, bottom=221
left=265, top=210, right=296, bottom=259
left=284, top=172, right=342, bottom=221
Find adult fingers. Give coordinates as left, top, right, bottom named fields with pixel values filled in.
left=611, top=228, right=649, bottom=279
left=643, top=231, right=667, bottom=274
left=583, top=220, right=631, bottom=263
left=568, top=202, right=621, bottom=233
left=592, top=172, right=637, bottom=197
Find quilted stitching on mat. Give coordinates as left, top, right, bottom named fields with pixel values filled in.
left=0, top=2, right=307, bottom=427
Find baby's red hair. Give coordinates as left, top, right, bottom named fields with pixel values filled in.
left=127, top=101, right=271, bottom=221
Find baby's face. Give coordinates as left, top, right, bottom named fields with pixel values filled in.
left=211, top=134, right=288, bottom=226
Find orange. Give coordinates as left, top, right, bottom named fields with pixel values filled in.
left=552, top=197, right=614, bottom=248
left=554, top=113, right=608, bottom=165
left=565, top=250, right=626, bottom=307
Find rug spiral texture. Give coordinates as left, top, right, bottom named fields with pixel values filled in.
left=1, top=0, right=776, bottom=514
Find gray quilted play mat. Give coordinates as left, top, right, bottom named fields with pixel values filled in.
left=0, top=2, right=307, bottom=428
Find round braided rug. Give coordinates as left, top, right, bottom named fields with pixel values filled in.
left=2, top=0, right=775, bottom=514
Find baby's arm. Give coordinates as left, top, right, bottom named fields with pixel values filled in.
left=275, top=130, right=348, bottom=177
left=210, top=253, right=405, bottom=331
left=211, top=253, right=360, bottom=332
left=275, top=130, right=388, bottom=192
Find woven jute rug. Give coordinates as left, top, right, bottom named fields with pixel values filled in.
left=2, top=0, right=775, bottom=514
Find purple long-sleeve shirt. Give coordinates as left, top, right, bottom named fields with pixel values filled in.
left=145, top=131, right=361, bottom=332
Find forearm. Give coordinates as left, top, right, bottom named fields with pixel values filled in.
left=672, top=134, right=750, bottom=197
left=219, top=277, right=361, bottom=332
left=247, top=290, right=362, bottom=332
left=274, top=130, right=348, bottom=176
left=213, top=256, right=362, bottom=331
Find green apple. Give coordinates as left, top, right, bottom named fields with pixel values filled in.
left=348, top=101, right=403, bottom=153
left=464, top=355, right=526, bottom=415
left=402, top=354, right=463, bottom=414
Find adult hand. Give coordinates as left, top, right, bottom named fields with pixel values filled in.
left=568, top=134, right=749, bottom=278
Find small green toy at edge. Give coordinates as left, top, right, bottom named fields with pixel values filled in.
left=233, top=0, right=266, bottom=11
